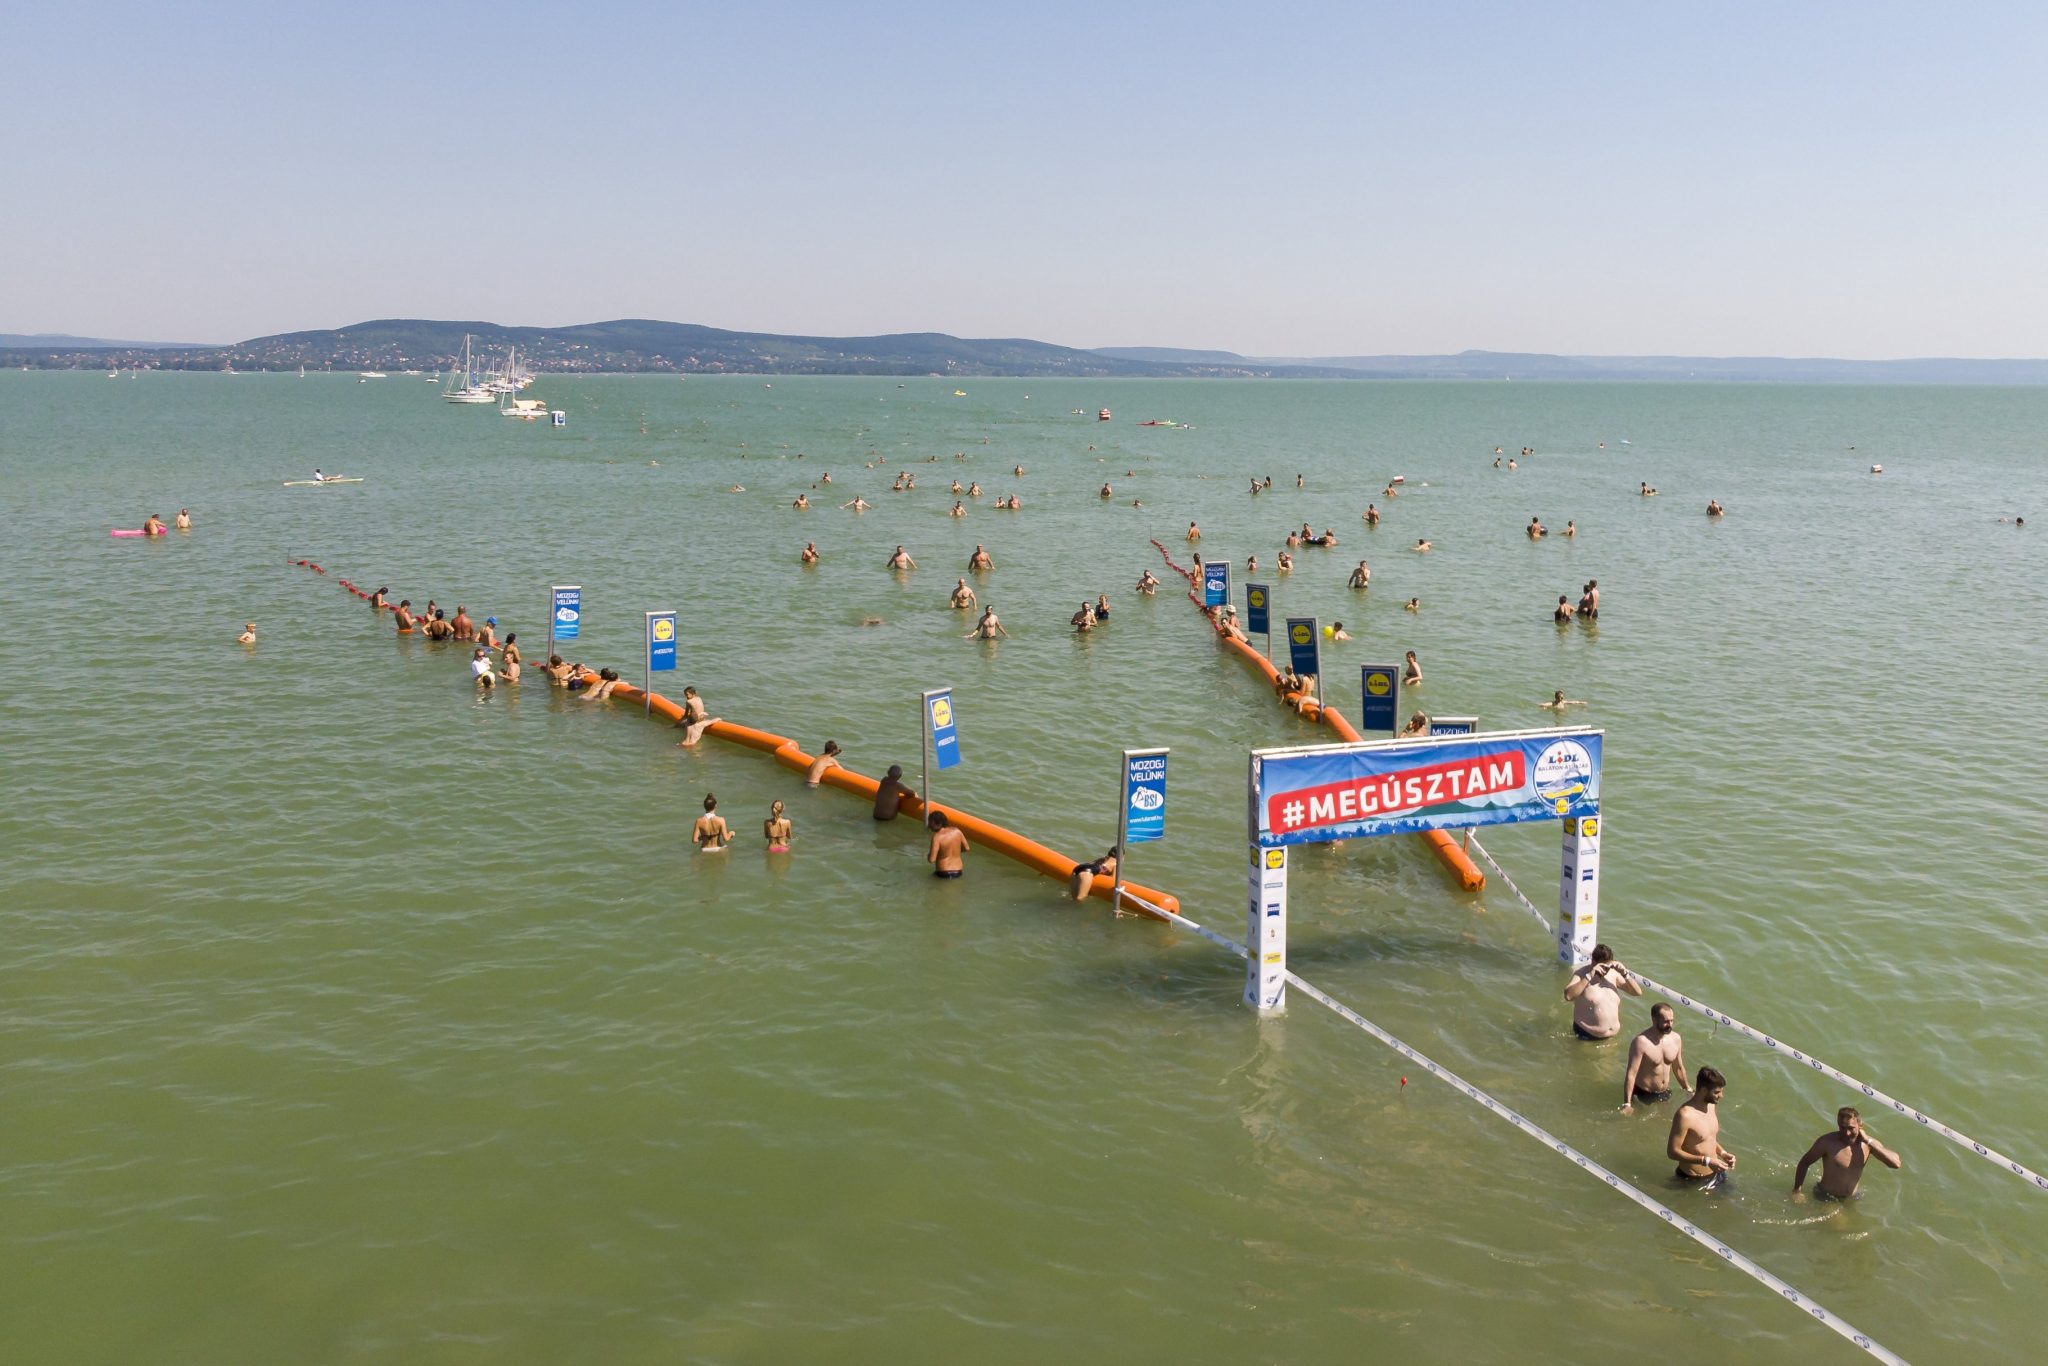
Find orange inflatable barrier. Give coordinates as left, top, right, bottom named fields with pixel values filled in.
left=1150, top=542, right=1484, bottom=892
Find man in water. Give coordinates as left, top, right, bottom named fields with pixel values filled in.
left=312, top=468, right=326, bottom=483
left=805, top=740, right=843, bottom=787
left=1528, top=516, right=1547, bottom=538
left=1404, top=597, right=1420, bottom=612
left=1706, top=499, right=1724, bottom=517
left=1187, top=521, right=1201, bottom=541
left=926, top=811, right=968, bottom=878
left=968, top=544, right=993, bottom=571
left=793, top=493, right=810, bottom=509
left=1562, top=944, right=1640, bottom=1040
left=950, top=578, right=977, bottom=610
left=965, top=606, right=1009, bottom=640
left=238, top=622, right=257, bottom=644
left=477, top=617, right=499, bottom=649
left=175, top=509, right=192, bottom=530
left=887, top=545, right=916, bottom=570
left=142, top=513, right=167, bottom=537
left=1100, top=482, right=1113, bottom=499
left=1563, top=520, right=1576, bottom=538
left=451, top=606, right=476, bottom=641
left=1400, top=711, right=1430, bottom=736
left=873, top=765, right=913, bottom=820
left=1668, top=1067, right=1736, bottom=1184
left=1412, top=538, right=1432, bottom=552
left=800, top=542, right=819, bottom=564
left=393, top=600, right=417, bottom=633
left=1136, top=569, right=1159, bottom=594
left=1792, top=1107, right=1903, bottom=1201
left=1364, top=503, right=1380, bottom=526
left=470, top=647, right=496, bottom=690
left=842, top=496, right=872, bottom=510
left=1071, top=601, right=1097, bottom=632
left=1348, top=561, right=1370, bottom=588
left=1540, top=689, right=1587, bottom=709
left=1554, top=595, right=1576, bottom=622
left=1582, top=580, right=1600, bottom=618
left=1621, top=1003, right=1689, bottom=1113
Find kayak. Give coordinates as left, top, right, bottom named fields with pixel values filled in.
left=282, top=477, right=365, bottom=486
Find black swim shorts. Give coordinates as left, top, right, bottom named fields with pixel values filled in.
left=1633, top=1088, right=1673, bottom=1104
left=933, top=868, right=963, bottom=879
left=1573, top=1022, right=1612, bottom=1042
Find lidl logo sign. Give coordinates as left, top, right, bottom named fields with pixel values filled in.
left=1581, top=817, right=1599, bottom=837
left=1290, top=623, right=1312, bottom=646
left=930, top=697, right=953, bottom=729
left=1364, top=670, right=1392, bottom=697
left=651, top=617, right=675, bottom=643
left=1265, top=849, right=1285, bottom=869
left=1249, top=588, right=1266, bottom=607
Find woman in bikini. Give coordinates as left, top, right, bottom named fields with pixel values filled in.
left=763, top=800, right=794, bottom=853
left=693, top=794, right=732, bottom=852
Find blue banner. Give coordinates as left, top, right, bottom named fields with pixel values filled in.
left=1358, top=664, right=1400, bottom=734
left=1244, top=583, right=1271, bottom=636
left=1202, top=560, right=1230, bottom=608
left=927, top=690, right=962, bottom=770
left=1285, top=617, right=1320, bottom=679
left=647, top=612, right=677, bottom=672
left=1253, top=729, right=1602, bottom=847
left=552, top=585, right=582, bottom=641
left=1428, top=715, right=1478, bottom=737
left=1123, top=751, right=1168, bottom=844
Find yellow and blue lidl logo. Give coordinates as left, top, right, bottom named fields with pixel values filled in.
left=930, top=698, right=953, bottom=728
left=1249, top=588, right=1266, bottom=607
left=1290, top=623, right=1312, bottom=645
left=1364, top=670, right=1391, bottom=696
left=1265, top=849, right=1285, bottom=869
left=651, top=617, right=675, bottom=642
left=1581, top=817, right=1598, bottom=837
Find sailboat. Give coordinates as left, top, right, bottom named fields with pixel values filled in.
left=442, top=334, right=495, bottom=403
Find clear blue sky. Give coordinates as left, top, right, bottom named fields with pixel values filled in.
left=7, top=1, right=2045, bottom=356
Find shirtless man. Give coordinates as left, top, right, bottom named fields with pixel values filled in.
left=1540, top=689, right=1587, bottom=709
left=175, top=509, right=192, bottom=530
left=873, top=765, right=914, bottom=820
left=1348, top=561, right=1371, bottom=588
left=1668, top=1067, right=1736, bottom=1184
left=540, top=654, right=575, bottom=686
left=1187, top=521, right=1201, bottom=541
left=1581, top=580, right=1600, bottom=618
left=968, top=544, right=993, bottom=571
left=478, top=617, right=500, bottom=650
left=1555, top=595, right=1576, bottom=622
left=843, top=497, right=872, bottom=511
left=887, top=545, right=916, bottom=571
left=950, top=479, right=964, bottom=495
left=238, top=622, right=257, bottom=644
left=1404, top=597, right=1420, bottom=612
left=800, top=541, right=819, bottom=564
left=967, top=482, right=982, bottom=497
left=1400, top=711, right=1430, bottom=736
left=1327, top=621, right=1350, bottom=641
left=1793, top=1107, right=1903, bottom=1201
left=1100, top=482, right=1113, bottom=499
left=805, top=740, right=843, bottom=787
left=793, top=493, right=810, bottom=509
left=1640, top=482, right=1656, bottom=497
left=1364, top=503, right=1380, bottom=527
left=1706, top=499, right=1724, bottom=516
left=950, top=501, right=967, bottom=517
left=950, top=578, right=977, bottom=610
left=1013, top=464, right=1025, bottom=477
left=965, top=606, right=1009, bottom=640
left=1563, top=520, right=1577, bottom=538
left=393, top=600, right=418, bottom=633
left=1135, top=569, right=1159, bottom=594
left=451, top=606, right=476, bottom=641
left=142, top=513, right=167, bottom=537
left=1320, top=528, right=1338, bottom=547
left=1528, top=517, right=1547, bottom=538
left=926, top=811, right=968, bottom=878
left=1562, top=944, right=1641, bottom=1040
left=499, top=633, right=521, bottom=682
left=1412, top=538, right=1432, bottom=552
left=1071, top=602, right=1097, bottom=632
left=1621, top=1003, right=1689, bottom=1113
left=1276, top=550, right=1293, bottom=573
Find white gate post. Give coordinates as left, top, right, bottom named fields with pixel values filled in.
left=1557, top=806, right=1601, bottom=967
left=1246, top=844, right=1288, bottom=1012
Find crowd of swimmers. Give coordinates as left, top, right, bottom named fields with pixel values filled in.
left=1565, top=944, right=1904, bottom=1198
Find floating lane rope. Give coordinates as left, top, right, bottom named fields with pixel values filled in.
left=1467, top=834, right=2048, bottom=1197
left=1113, top=884, right=1905, bottom=1365
left=1148, top=540, right=1483, bottom=890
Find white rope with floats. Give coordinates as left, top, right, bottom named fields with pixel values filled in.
left=1112, top=886, right=1906, bottom=1363
left=1465, top=835, right=2048, bottom=1195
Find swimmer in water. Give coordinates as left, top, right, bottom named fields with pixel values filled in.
left=676, top=685, right=720, bottom=746
left=478, top=617, right=499, bottom=650
left=950, top=501, right=967, bottom=517
left=842, top=497, right=872, bottom=511
left=1564, top=944, right=1639, bottom=1040
left=950, top=578, right=978, bottom=610
left=966, top=606, right=1009, bottom=640
left=1706, top=499, right=1724, bottom=517
left=393, top=599, right=417, bottom=633
left=142, top=513, right=166, bottom=537
left=1404, top=597, right=1420, bottom=612
left=887, top=545, right=917, bottom=571
left=1412, top=538, right=1432, bottom=552
left=1620, top=1003, right=1688, bottom=1114
left=470, top=647, right=496, bottom=690
left=1068, top=846, right=1120, bottom=901
left=1400, top=710, right=1429, bottom=736
left=792, top=493, right=810, bottom=509
left=873, top=766, right=913, bottom=820
left=968, top=482, right=982, bottom=497
left=1564, top=520, right=1577, bottom=538
left=1668, top=1067, right=1736, bottom=1184
left=1528, top=516, right=1547, bottom=538
left=1540, top=689, right=1587, bottom=709
left=499, top=633, right=521, bottom=682
left=1640, top=482, right=1657, bottom=496
left=368, top=587, right=388, bottom=611
left=1094, top=593, right=1111, bottom=621
left=820, top=472, right=832, bottom=483
left=175, top=509, right=192, bottom=530
left=238, top=622, right=257, bottom=644
left=541, top=654, right=575, bottom=686
left=1135, top=570, right=1159, bottom=594
left=1403, top=650, right=1422, bottom=685
left=1555, top=595, right=1576, bottom=622
left=451, top=606, right=476, bottom=641
left=1276, top=550, right=1293, bottom=573
left=1100, top=482, right=1113, bottom=499
left=1327, top=621, right=1351, bottom=641
left=1246, top=554, right=1258, bottom=573
left=800, top=541, right=819, bottom=564
left=950, top=479, right=964, bottom=494
left=1071, top=601, right=1097, bottom=632
left=577, top=667, right=624, bottom=701
left=1014, top=464, right=1025, bottom=477
left=729, top=484, right=745, bottom=493
left=1187, top=521, right=1201, bottom=541
left=927, top=811, right=968, bottom=878
left=763, top=800, right=794, bottom=852
left=1792, top=1107, right=1903, bottom=1202
left=1581, top=580, right=1600, bottom=618
left=968, top=544, right=993, bottom=571
left=1348, top=560, right=1370, bottom=588
left=693, top=793, right=733, bottom=851
left=1364, top=504, right=1380, bottom=526
left=805, top=740, right=843, bottom=786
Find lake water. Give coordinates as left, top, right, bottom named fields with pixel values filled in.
left=2, top=372, right=2044, bottom=1363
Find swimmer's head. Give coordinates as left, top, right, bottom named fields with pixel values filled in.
left=548, top=655, right=563, bottom=667
left=1695, top=1066, right=1726, bottom=1101
left=885, top=765, right=903, bottom=781
left=927, top=811, right=949, bottom=830
left=770, top=800, right=785, bottom=817
left=1837, top=1106, right=1862, bottom=1134
left=822, top=741, right=841, bottom=756
left=485, top=617, right=497, bottom=626
left=703, top=793, right=717, bottom=812
left=1590, top=944, right=1614, bottom=965
left=1651, top=1003, right=1675, bottom=1032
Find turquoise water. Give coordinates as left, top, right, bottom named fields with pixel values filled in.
left=2, top=372, right=2044, bottom=1362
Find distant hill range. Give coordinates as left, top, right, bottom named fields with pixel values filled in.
left=1095, top=346, right=2048, bottom=384
left=2, top=322, right=2043, bottom=382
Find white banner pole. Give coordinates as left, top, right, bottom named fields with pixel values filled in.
left=1558, top=805, right=1601, bottom=967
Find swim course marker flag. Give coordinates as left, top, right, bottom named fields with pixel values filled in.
left=1358, top=663, right=1400, bottom=734
left=1244, top=582, right=1271, bottom=656
left=1114, top=747, right=1168, bottom=913
left=1285, top=617, right=1321, bottom=708
left=645, top=610, right=677, bottom=715
left=1202, top=559, right=1230, bottom=608
left=921, top=687, right=961, bottom=820
left=550, top=584, right=582, bottom=657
